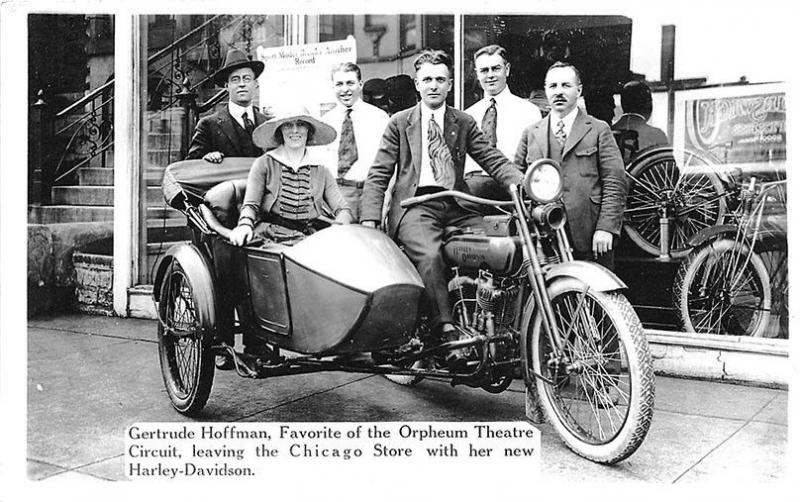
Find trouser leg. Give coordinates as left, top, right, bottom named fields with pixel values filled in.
left=336, top=182, right=362, bottom=221
left=396, top=199, right=482, bottom=328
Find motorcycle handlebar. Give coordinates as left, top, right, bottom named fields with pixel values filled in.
left=400, top=186, right=519, bottom=209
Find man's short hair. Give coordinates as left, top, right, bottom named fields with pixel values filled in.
left=621, top=80, right=653, bottom=115
left=331, top=62, right=362, bottom=81
left=413, top=50, right=453, bottom=76
left=546, top=61, right=582, bottom=85
left=473, top=44, right=509, bottom=64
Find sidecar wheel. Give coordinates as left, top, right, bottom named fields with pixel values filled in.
left=527, top=278, right=655, bottom=464
left=157, top=259, right=216, bottom=415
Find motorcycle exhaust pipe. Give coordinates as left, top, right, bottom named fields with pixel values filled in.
left=531, top=203, right=566, bottom=229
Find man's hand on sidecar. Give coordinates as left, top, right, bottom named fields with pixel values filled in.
left=202, top=151, right=225, bottom=163
left=229, top=224, right=253, bottom=246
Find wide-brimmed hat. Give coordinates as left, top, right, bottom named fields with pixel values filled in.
left=252, top=104, right=337, bottom=149
left=213, top=48, right=265, bottom=87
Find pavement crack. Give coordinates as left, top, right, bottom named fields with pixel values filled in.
left=28, top=323, right=156, bottom=344
left=29, top=453, right=124, bottom=481
left=231, top=374, right=376, bottom=422
left=672, top=393, right=778, bottom=483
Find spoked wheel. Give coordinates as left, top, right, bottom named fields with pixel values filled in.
left=674, top=239, right=772, bottom=337
left=527, top=278, right=654, bottom=464
left=624, top=149, right=726, bottom=257
left=760, top=246, right=788, bottom=338
left=157, top=259, right=216, bottom=414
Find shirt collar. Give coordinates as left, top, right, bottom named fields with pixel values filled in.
left=483, top=85, right=512, bottom=104
left=550, top=106, right=579, bottom=135
left=228, top=101, right=253, bottom=121
left=420, top=102, right=446, bottom=125
left=619, top=112, right=647, bottom=122
left=267, top=146, right=319, bottom=171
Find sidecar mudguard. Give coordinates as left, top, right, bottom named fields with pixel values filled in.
left=543, top=261, right=627, bottom=292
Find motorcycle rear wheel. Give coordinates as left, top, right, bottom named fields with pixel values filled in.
left=157, top=260, right=216, bottom=415
left=528, top=278, right=654, bottom=464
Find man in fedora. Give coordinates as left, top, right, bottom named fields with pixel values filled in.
left=186, top=48, right=271, bottom=162
left=187, top=48, right=273, bottom=370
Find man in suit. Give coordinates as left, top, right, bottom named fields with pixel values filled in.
left=515, top=62, right=627, bottom=270
left=361, top=50, right=522, bottom=351
left=321, top=62, right=390, bottom=220
left=186, top=48, right=269, bottom=162
left=612, top=80, right=669, bottom=163
left=186, top=48, right=270, bottom=370
left=464, top=45, right=541, bottom=199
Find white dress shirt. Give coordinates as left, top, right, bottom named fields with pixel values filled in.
left=549, top=106, right=580, bottom=140
left=228, top=101, right=255, bottom=129
left=321, top=99, right=390, bottom=181
left=464, top=85, right=542, bottom=173
left=418, top=103, right=448, bottom=188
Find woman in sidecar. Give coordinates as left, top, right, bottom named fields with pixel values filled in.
left=227, top=104, right=352, bottom=247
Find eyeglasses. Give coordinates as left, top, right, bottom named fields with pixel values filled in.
left=229, top=75, right=254, bottom=84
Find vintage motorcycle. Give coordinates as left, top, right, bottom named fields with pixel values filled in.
left=155, top=157, right=655, bottom=464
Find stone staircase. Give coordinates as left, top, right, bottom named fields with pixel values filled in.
left=28, top=115, right=191, bottom=316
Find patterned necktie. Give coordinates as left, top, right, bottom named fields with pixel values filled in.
left=337, top=108, right=358, bottom=177
left=555, top=119, right=567, bottom=148
left=481, top=97, right=497, bottom=147
left=427, top=114, right=455, bottom=189
left=242, top=112, right=255, bottom=136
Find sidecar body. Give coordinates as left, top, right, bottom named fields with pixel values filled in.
left=155, top=158, right=423, bottom=358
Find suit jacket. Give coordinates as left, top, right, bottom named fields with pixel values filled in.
left=186, top=104, right=268, bottom=160
left=361, top=104, right=523, bottom=237
left=515, top=109, right=627, bottom=253
left=611, top=113, right=669, bottom=153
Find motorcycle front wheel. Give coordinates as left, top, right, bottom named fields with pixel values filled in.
left=157, top=260, right=216, bottom=415
left=527, top=278, right=655, bottom=464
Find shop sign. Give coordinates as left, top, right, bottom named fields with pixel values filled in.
left=256, top=36, right=357, bottom=117
left=684, top=91, right=786, bottom=164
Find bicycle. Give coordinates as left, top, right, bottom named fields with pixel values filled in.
left=671, top=176, right=787, bottom=338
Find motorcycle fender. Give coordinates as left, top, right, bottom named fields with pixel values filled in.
left=544, top=261, right=627, bottom=292
left=152, top=243, right=216, bottom=306
left=686, top=224, right=738, bottom=248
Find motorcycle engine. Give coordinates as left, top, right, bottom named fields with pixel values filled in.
left=448, top=268, right=521, bottom=335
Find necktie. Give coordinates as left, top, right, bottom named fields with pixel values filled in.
left=555, top=119, right=567, bottom=148
left=242, top=112, right=255, bottom=136
left=337, top=108, right=358, bottom=177
left=427, top=114, right=455, bottom=189
left=481, top=97, right=497, bottom=147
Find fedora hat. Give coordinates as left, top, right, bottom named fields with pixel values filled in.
left=252, top=104, right=337, bottom=149
left=213, top=48, right=265, bottom=87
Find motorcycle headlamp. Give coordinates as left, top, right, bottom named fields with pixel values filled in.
left=523, top=159, right=563, bottom=204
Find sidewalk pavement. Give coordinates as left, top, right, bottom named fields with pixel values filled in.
left=27, top=314, right=789, bottom=483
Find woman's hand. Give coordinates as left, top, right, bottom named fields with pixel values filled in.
left=229, top=225, right=253, bottom=246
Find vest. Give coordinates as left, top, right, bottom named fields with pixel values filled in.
left=547, top=123, right=563, bottom=163
left=232, top=119, right=262, bottom=157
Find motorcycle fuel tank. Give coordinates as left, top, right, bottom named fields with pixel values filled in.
left=443, top=234, right=522, bottom=274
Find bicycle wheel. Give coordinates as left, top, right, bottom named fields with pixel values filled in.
left=759, top=245, right=787, bottom=338
left=157, top=259, right=216, bottom=414
left=673, top=239, right=772, bottom=337
left=526, top=278, right=655, bottom=464
left=624, top=149, right=726, bottom=257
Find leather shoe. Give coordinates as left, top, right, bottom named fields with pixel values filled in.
left=215, top=353, right=234, bottom=370
left=244, top=344, right=273, bottom=362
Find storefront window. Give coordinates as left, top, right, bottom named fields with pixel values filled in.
left=141, top=14, right=286, bottom=284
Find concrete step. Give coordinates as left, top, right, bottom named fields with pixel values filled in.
left=51, top=185, right=164, bottom=206
left=28, top=204, right=184, bottom=224
left=146, top=166, right=167, bottom=187
left=148, top=131, right=185, bottom=149
left=147, top=148, right=184, bottom=167
left=77, top=168, right=114, bottom=186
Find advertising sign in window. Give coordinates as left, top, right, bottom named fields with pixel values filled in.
left=682, top=86, right=786, bottom=165
left=257, top=36, right=357, bottom=117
